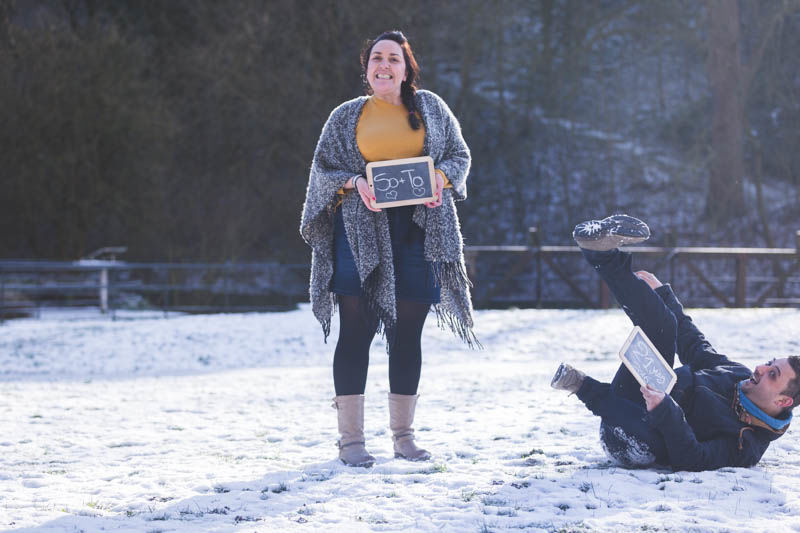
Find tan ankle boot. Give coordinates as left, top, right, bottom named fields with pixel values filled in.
left=388, top=393, right=431, bottom=461
left=332, top=395, right=375, bottom=468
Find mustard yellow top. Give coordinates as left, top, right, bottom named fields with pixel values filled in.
left=336, top=96, right=450, bottom=200
left=357, top=96, right=426, bottom=162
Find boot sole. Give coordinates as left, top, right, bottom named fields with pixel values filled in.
left=340, top=458, right=374, bottom=468
left=550, top=363, right=567, bottom=388
left=573, top=215, right=650, bottom=251
left=394, top=452, right=431, bottom=462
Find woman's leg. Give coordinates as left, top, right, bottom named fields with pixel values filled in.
left=387, top=298, right=432, bottom=460
left=333, top=295, right=378, bottom=396
left=388, top=299, right=429, bottom=394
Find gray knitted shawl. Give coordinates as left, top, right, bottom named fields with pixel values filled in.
left=300, top=89, right=478, bottom=347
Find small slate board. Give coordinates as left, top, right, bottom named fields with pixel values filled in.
left=619, top=326, right=677, bottom=394
left=366, top=156, right=436, bottom=209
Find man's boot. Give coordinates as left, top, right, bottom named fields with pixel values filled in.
left=388, top=393, right=431, bottom=461
left=332, top=395, right=375, bottom=468
left=573, top=214, right=650, bottom=251
left=550, top=362, right=586, bottom=393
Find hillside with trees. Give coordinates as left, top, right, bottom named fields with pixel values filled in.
left=2, top=0, right=799, bottom=263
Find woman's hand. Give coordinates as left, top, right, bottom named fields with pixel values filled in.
left=640, top=384, right=665, bottom=412
left=424, top=171, right=445, bottom=208
left=351, top=175, right=381, bottom=212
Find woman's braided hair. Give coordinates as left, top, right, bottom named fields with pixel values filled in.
left=360, top=30, right=422, bottom=130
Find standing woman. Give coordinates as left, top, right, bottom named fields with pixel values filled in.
left=300, top=30, right=476, bottom=467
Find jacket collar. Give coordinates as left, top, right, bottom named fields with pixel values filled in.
left=732, top=381, right=790, bottom=435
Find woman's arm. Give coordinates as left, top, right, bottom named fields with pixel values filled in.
left=423, top=91, right=471, bottom=201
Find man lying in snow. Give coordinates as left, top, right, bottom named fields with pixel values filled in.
left=551, top=214, right=799, bottom=471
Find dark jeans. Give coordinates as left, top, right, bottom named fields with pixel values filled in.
left=575, top=249, right=677, bottom=466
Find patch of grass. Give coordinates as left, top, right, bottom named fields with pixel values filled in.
left=86, top=501, right=112, bottom=511
left=213, top=485, right=229, bottom=494
left=418, top=463, right=447, bottom=474
left=521, top=448, right=544, bottom=458
left=477, top=521, right=494, bottom=533
left=481, top=496, right=507, bottom=506
left=297, top=505, right=314, bottom=516
left=462, top=489, right=477, bottom=502
left=302, top=470, right=334, bottom=482
left=147, top=496, right=174, bottom=503
left=554, top=522, right=590, bottom=532
left=272, top=482, right=289, bottom=493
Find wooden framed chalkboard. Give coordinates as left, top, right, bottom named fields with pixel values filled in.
left=618, top=326, right=677, bottom=394
left=366, top=156, right=436, bottom=209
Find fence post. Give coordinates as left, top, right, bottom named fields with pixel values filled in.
left=599, top=280, right=610, bottom=309
left=0, top=270, right=4, bottom=325
left=99, top=268, right=109, bottom=313
left=735, top=254, right=747, bottom=307
left=529, top=227, right=542, bottom=308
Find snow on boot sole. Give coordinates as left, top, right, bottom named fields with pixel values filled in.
left=573, top=214, right=650, bottom=251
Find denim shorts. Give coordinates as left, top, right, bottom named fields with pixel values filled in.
left=331, top=205, right=441, bottom=304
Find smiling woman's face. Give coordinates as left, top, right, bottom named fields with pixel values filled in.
left=366, top=39, right=406, bottom=101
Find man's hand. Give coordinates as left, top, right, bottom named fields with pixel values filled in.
left=640, top=384, right=665, bottom=412
left=635, top=270, right=663, bottom=290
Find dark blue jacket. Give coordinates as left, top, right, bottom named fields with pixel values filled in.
left=643, top=285, right=788, bottom=472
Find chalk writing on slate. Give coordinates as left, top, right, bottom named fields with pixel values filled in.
left=619, top=326, right=677, bottom=393
left=366, top=156, right=436, bottom=208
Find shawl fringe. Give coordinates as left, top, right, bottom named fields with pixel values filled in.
left=433, top=303, right=482, bottom=349
left=431, top=260, right=473, bottom=290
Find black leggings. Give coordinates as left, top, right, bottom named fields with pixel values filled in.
left=333, top=295, right=430, bottom=396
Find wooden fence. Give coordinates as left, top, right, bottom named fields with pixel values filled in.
left=464, top=228, right=800, bottom=309
left=0, top=260, right=309, bottom=321
left=2, top=229, right=799, bottom=321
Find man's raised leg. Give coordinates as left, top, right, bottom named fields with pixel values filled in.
left=573, top=215, right=677, bottom=365
left=574, top=215, right=677, bottom=404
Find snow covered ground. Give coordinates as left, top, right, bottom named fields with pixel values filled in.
left=1, top=305, right=799, bottom=532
